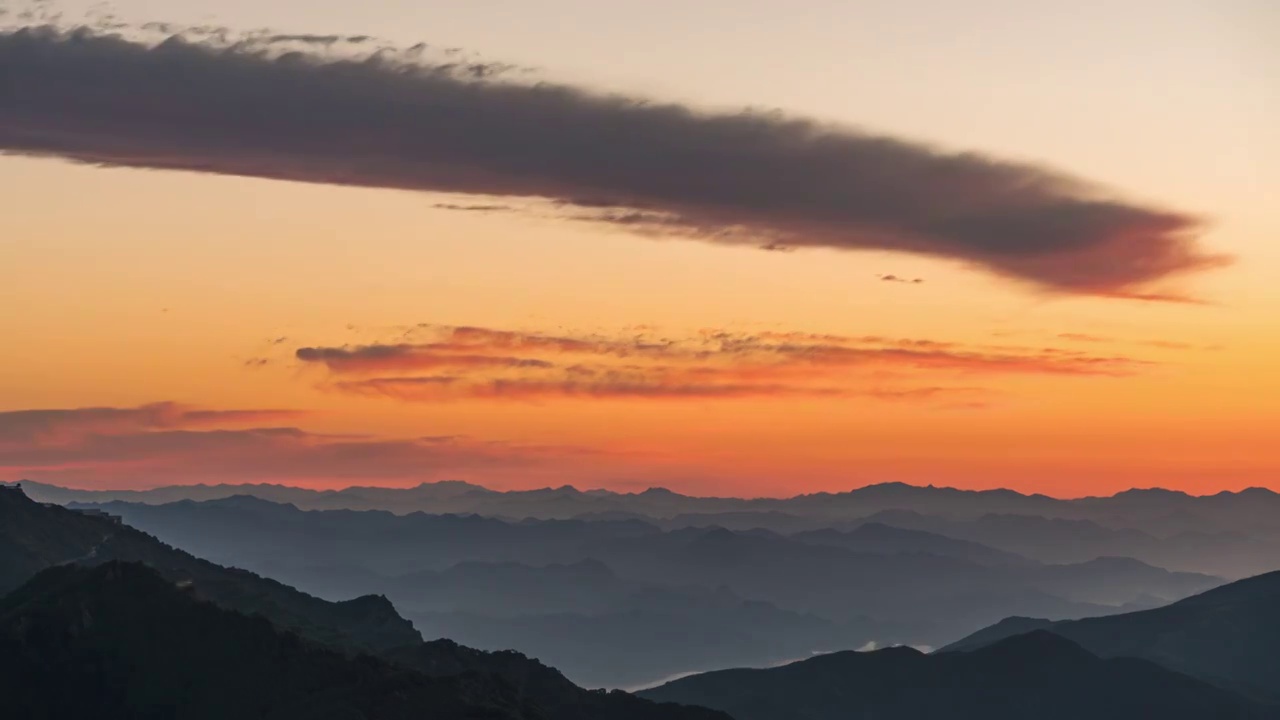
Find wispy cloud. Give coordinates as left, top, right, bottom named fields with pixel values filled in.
left=1056, top=332, right=1215, bottom=351
left=291, top=323, right=1146, bottom=403
left=0, top=20, right=1225, bottom=297
left=0, top=401, right=589, bottom=487
left=878, top=274, right=925, bottom=284
left=296, top=344, right=555, bottom=374
left=333, top=375, right=852, bottom=401
left=0, top=402, right=302, bottom=446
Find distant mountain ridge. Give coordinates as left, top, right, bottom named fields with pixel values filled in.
left=23, top=478, right=1280, bottom=523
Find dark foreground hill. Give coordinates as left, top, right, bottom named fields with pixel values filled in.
left=941, top=568, right=1280, bottom=703
left=0, top=483, right=421, bottom=652
left=639, top=631, right=1275, bottom=720
left=0, top=562, right=542, bottom=720
left=0, top=486, right=729, bottom=720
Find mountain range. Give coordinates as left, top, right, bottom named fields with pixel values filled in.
left=0, top=484, right=728, bottom=720
left=25, top=479, right=1280, bottom=578
left=6, top=479, right=1279, bottom=719
left=24, top=479, right=1280, bottom=535
left=51, top=492, right=1228, bottom=686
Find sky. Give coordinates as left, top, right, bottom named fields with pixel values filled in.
left=1, top=0, right=1276, bottom=497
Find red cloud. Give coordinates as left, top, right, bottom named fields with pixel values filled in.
left=0, top=403, right=595, bottom=489
left=0, top=403, right=302, bottom=447
left=291, top=324, right=1146, bottom=404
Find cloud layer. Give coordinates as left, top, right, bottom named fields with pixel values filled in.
left=0, top=22, right=1224, bottom=296
left=0, top=402, right=586, bottom=487
left=293, top=323, right=1146, bottom=403
left=0, top=402, right=300, bottom=445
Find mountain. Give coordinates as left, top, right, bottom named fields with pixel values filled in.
left=790, top=522, right=1034, bottom=566
left=941, top=568, right=1280, bottom=703
left=0, top=561, right=541, bottom=720
left=259, top=556, right=868, bottom=689
left=405, top=592, right=863, bottom=690
left=27, top=479, right=1280, bottom=541
left=63, top=496, right=1223, bottom=647
left=387, top=640, right=730, bottom=720
left=28, top=479, right=1280, bottom=582
left=862, top=509, right=1280, bottom=578
left=0, top=485, right=733, bottom=720
left=0, top=483, right=421, bottom=652
left=936, top=615, right=1054, bottom=652
left=639, top=631, right=1274, bottom=720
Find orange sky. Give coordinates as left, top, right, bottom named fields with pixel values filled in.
left=1, top=1, right=1276, bottom=497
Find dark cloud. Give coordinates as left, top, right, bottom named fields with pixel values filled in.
left=0, top=23, right=1226, bottom=296
left=879, top=274, right=925, bottom=284
left=295, top=344, right=554, bottom=373
left=432, top=202, right=515, bottom=213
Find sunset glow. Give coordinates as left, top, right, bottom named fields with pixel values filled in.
left=2, top=0, right=1276, bottom=498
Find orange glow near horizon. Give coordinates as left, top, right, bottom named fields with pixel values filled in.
left=2, top=2, right=1276, bottom=499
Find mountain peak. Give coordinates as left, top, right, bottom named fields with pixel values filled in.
left=975, top=630, right=1096, bottom=666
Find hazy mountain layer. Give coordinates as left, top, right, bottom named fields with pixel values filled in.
left=26, top=479, right=1280, bottom=579
left=57, top=493, right=1225, bottom=685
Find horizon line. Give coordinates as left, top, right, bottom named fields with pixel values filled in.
left=8, top=477, right=1276, bottom=503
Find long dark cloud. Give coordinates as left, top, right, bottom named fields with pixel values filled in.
left=0, top=23, right=1225, bottom=296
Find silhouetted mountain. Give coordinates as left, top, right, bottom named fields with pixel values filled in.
left=0, top=486, right=733, bottom=720
left=388, top=640, right=730, bottom=720
left=937, top=615, right=1054, bottom=652
left=0, top=561, right=543, bottom=720
left=639, top=631, right=1274, bottom=720
left=941, top=568, right=1280, bottom=703
left=0, top=484, right=420, bottom=652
